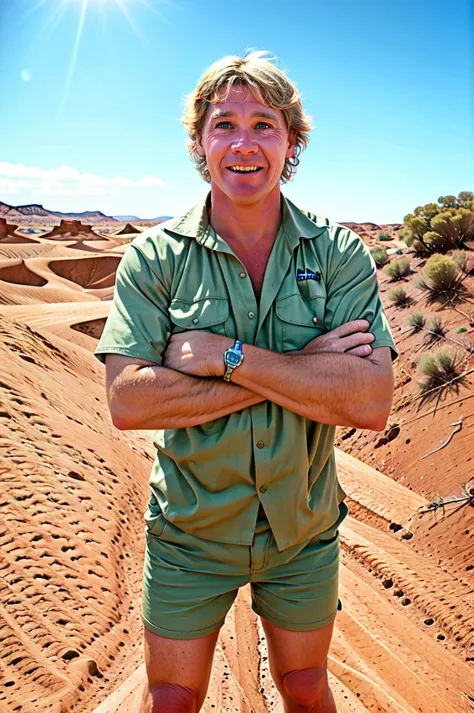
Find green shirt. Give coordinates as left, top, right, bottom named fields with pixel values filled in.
left=94, top=192, right=398, bottom=551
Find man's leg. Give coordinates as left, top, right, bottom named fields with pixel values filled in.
left=139, top=625, right=220, bottom=713
left=260, top=617, right=337, bottom=713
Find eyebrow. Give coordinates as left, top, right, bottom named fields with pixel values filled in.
left=209, top=109, right=280, bottom=122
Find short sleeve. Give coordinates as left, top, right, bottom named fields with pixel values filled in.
left=94, top=243, right=171, bottom=366
left=324, top=229, right=398, bottom=361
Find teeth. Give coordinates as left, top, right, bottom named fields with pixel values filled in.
left=229, top=166, right=260, bottom=172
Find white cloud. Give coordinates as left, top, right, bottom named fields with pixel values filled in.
left=0, top=162, right=165, bottom=198
left=21, top=69, right=31, bottom=82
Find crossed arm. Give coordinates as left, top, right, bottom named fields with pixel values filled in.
left=106, top=321, right=394, bottom=432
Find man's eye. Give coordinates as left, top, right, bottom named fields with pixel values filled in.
left=256, top=122, right=271, bottom=129
left=215, top=121, right=232, bottom=129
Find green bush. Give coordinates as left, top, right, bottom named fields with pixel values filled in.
left=402, top=192, right=474, bottom=254
left=371, top=247, right=389, bottom=268
left=388, top=286, right=411, bottom=307
left=377, top=230, right=393, bottom=241
left=457, top=327, right=468, bottom=333
left=383, top=258, right=411, bottom=281
left=423, top=254, right=458, bottom=290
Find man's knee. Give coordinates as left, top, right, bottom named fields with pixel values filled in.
left=147, top=682, right=197, bottom=713
left=282, top=667, right=328, bottom=708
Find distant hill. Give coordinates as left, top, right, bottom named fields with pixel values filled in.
left=0, top=201, right=173, bottom=225
left=0, top=201, right=117, bottom=224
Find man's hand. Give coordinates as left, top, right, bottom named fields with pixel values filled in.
left=296, top=320, right=375, bottom=357
left=163, top=331, right=231, bottom=377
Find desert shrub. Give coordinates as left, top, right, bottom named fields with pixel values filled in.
left=383, top=258, right=411, bottom=281
left=423, top=254, right=458, bottom=290
left=388, top=286, right=411, bottom=307
left=452, top=250, right=473, bottom=274
left=377, top=230, right=392, bottom=241
left=417, top=350, right=468, bottom=406
left=423, top=230, right=453, bottom=253
left=423, top=317, right=446, bottom=346
left=457, top=327, right=467, bottom=333
left=406, top=311, right=425, bottom=332
left=371, top=247, right=389, bottom=268
left=402, top=192, right=474, bottom=254
left=413, top=274, right=428, bottom=290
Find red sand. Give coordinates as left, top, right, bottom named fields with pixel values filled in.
left=1, top=219, right=473, bottom=713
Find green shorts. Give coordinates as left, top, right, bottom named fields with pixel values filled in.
left=142, top=502, right=348, bottom=640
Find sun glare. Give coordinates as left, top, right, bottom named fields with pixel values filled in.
left=27, top=0, right=164, bottom=115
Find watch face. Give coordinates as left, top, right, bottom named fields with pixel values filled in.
left=228, top=353, right=240, bottom=365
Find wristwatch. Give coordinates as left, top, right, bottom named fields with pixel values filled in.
left=223, top=340, right=244, bottom=382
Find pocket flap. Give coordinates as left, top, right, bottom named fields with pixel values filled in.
left=169, top=298, right=229, bottom=329
left=275, top=294, right=324, bottom=326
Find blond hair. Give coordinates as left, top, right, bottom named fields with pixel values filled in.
left=182, top=50, right=312, bottom=184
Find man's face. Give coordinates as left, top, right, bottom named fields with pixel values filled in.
left=196, top=84, right=297, bottom=206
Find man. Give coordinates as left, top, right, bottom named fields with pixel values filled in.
left=94, top=51, right=397, bottom=713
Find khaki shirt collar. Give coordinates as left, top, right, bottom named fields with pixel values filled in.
left=163, top=191, right=328, bottom=252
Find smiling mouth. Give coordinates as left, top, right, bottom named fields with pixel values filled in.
left=227, top=166, right=263, bottom=173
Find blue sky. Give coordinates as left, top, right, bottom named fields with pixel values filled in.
left=0, top=0, right=472, bottom=222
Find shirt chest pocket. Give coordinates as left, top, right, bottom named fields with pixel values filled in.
left=275, top=293, right=326, bottom=352
left=169, top=297, right=229, bottom=337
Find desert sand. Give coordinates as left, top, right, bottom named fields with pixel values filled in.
left=0, top=216, right=473, bottom=713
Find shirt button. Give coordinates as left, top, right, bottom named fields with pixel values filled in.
left=259, top=485, right=267, bottom=493
left=256, top=440, right=264, bottom=449
left=192, top=318, right=199, bottom=325
left=248, top=311, right=255, bottom=319
left=239, top=271, right=247, bottom=279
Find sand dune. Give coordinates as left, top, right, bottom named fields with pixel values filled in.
left=0, top=253, right=120, bottom=305
left=1, top=217, right=473, bottom=713
left=0, top=259, right=48, bottom=287
left=48, top=256, right=121, bottom=290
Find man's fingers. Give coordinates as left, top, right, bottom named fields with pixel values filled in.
left=346, top=344, right=373, bottom=357
left=330, top=320, right=370, bottom=337
left=340, top=332, right=375, bottom=351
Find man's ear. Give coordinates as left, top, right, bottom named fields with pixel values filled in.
left=285, top=128, right=298, bottom=159
left=195, top=129, right=205, bottom=157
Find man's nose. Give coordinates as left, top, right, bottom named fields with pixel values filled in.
left=231, top=131, right=258, bottom=154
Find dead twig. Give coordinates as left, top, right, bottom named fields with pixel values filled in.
left=417, top=477, right=474, bottom=528
left=421, top=416, right=463, bottom=459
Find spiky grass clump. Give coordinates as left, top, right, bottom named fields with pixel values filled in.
left=383, top=258, right=411, bottom=281
left=418, top=351, right=466, bottom=406
left=377, top=230, right=392, bottom=241
left=423, top=317, right=446, bottom=346
left=406, top=310, right=425, bottom=333
left=388, top=286, right=411, bottom=307
left=370, top=247, right=389, bottom=268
